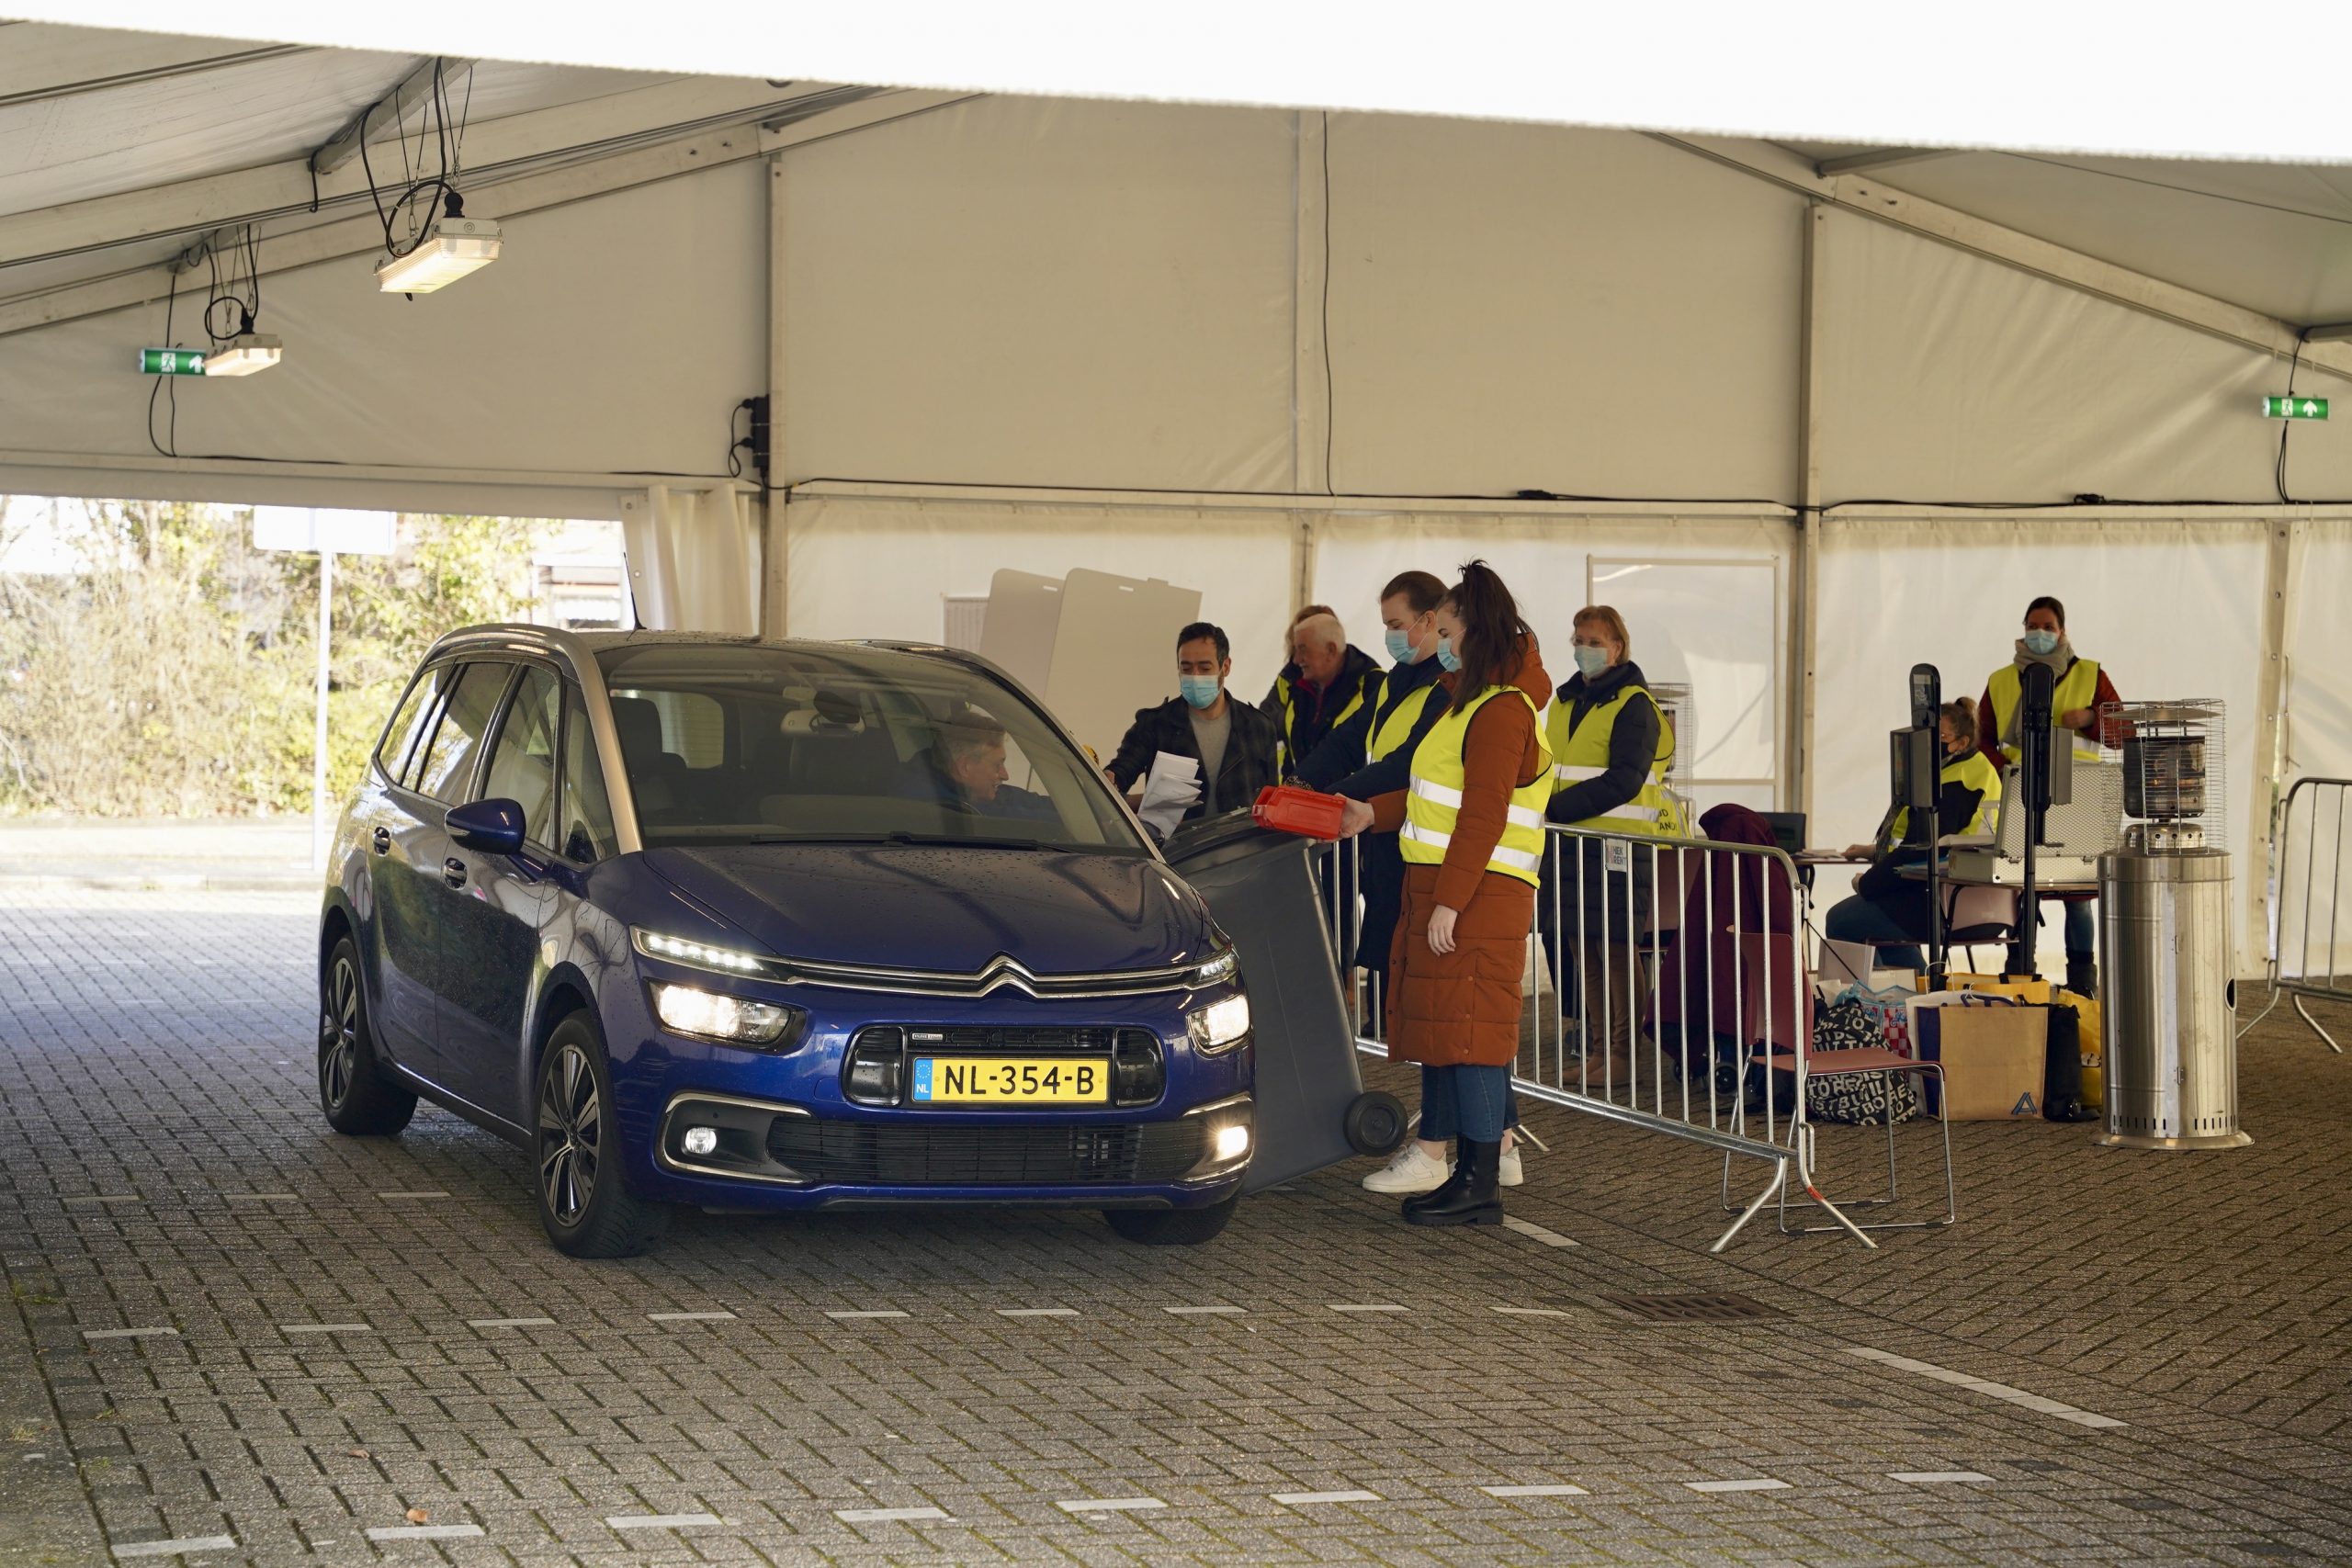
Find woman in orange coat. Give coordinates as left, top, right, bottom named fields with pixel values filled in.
left=1340, top=561, right=1552, bottom=1225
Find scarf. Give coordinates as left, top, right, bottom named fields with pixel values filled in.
left=2002, top=636, right=2075, bottom=744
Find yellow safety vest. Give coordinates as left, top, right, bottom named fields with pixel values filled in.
left=1987, top=658, right=2103, bottom=765
left=1398, top=685, right=1554, bottom=888
left=1272, top=665, right=1377, bottom=773
left=1367, top=678, right=1442, bottom=763
left=1886, top=750, right=2004, bottom=850
left=1544, top=682, right=1684, bottom=838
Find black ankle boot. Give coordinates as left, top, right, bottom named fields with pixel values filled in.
left=1405, top=1138, right=1502, bottom=1226
left=2065, top=954, right=2098, bottom=1000
left=1401, top=1143, right=1469, bottom=1217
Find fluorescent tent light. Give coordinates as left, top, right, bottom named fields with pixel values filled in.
left=203, top=333, right=281, bottom=377
left=376, top=219, right=502, bottom=294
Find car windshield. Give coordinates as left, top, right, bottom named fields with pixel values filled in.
left=594, top=643, right=1147, bottom=854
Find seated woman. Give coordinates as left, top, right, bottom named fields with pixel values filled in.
left=1824, top=698, right=2002, bottom=972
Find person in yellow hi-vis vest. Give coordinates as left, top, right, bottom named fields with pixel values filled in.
left=1339, top=561, right=1552, bottom=1227
left=1538, top=605, right=1682, bottom=1086
left=1976, top=594, right=2122, bottom=998
left=1825, top=698, right=2004, bottom=972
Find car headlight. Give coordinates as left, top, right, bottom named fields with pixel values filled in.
left=649, top=981, right=801, bottom=1047
left=631, top=926, right=777, bottom=977
left=1189, top=945, right=1239, bottom=988
left=1182, top=1093, right=1253, bottom=1180
left=1186, top=993, right=1251, bottom=1055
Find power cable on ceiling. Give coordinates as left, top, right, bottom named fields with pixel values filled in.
left=2278, top=337, right=2303, bottom=504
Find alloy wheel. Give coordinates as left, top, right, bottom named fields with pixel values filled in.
left=537, top=1044, right=601, bottom=1226
left=320, top=956, right=360, bottom=1109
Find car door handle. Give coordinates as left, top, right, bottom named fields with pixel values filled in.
left=372, top=827, right=391, bottom=855
left=443, top=857, right=468, bottom=888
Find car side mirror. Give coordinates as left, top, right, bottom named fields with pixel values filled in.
left=447, top=797, right=526, bottom=854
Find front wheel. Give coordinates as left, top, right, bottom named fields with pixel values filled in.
left=319, top=936, right=416, bottom=1136
left=535, top=1014, right=670, bottom=1258
left=1104, top=1193, right=1239, bottom=1247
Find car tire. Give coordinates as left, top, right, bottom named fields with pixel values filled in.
left=1343, top=1089, right=1408, bottom=1156
left=318, top=935, right=417, bottom=1136
left=1103, top=1193, right=1240, bottom=1247
left=534, top=1012, right=670, bottom=1259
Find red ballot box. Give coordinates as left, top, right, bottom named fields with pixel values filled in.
left=1252, top=784, right=1345, bottom=840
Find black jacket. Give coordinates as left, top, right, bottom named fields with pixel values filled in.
left=1261, top=645, right=1384, bottom=778
left=1320, top=654, right=1452, bottom=800
left=1106, top=694, right=1281, bottom=825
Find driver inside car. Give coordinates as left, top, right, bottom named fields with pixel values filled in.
left=913, top=714, right=1057, bottom=821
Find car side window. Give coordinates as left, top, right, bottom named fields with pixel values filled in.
left=560, top=687, right=619, bottom=863
left=415, top=663, right=514, bottom=806
left=482, top=667, right=562, bottom=848
left=376, top=663, right=448, bottom=789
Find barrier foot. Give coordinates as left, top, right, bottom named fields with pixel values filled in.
left=1710, top=1157, right=1788, bottom=1254
left=1792, top=1125, right=1878, bottom=1249
left=2293, top=993, right=2346, bottom=1054
left=2235, top=979, right=2282, bottom=1042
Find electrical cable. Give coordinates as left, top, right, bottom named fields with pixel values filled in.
left=2277, top=337, right=2303, bottom=504
left=145, top=262, right=180, bottom=457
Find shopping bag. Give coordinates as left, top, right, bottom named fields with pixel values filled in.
left=2056, top=988, right=2103, bottom=1109
left=1831, top=981, right=1916, bottom=1057
left=1914, top=995, right=2048, bottom=1120
left=2041, top=1004, right=2097, bottom=1122
left=1928, top=971, right=2055, bottom=1005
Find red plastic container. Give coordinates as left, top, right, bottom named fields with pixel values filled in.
left=1252, top=784, right=1346, bottom=840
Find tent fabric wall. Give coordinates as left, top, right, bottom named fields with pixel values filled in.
left=772, top=96, right=1299, bottom=494
left=2274, top=516, right=2352, bottom=982
left=1811, top=512, right=2272, bottom=972
left=1815, top=211, right=2352, bottom=505
left=1324, top=119, right=1805, bottom=502
left=619, top=484, right=761, bottom=634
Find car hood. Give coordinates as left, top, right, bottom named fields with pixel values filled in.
left=641, top=844, right=1217, bottom=976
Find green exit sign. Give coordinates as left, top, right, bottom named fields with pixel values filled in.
left=139, top=347, right=207, bottom=376
left=2262, top=395, right=2327, bottom=420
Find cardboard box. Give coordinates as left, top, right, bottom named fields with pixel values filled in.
left=1917, top=1000, right=2048, bottom=1120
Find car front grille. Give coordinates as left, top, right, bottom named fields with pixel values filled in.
left=764, top=1116, right=1206, bottom=1185
left=888, top=1024, right=1153, bottom=1054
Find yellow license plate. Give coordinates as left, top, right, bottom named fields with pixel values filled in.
left=910, top=1056, right=1109, bottom=1104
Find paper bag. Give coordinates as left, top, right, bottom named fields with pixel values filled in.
left=1916, top=998, right=2048, bottom=1120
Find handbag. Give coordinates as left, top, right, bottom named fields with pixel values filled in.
left=1805, top=996, right=1922, bottom=1125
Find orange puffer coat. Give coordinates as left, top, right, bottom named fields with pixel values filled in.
left=1369, top=645, right=1552, bottom=1068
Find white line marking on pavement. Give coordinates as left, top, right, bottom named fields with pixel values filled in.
left=110, top=1536, right=237, bottom=1558
left=1272, top=1490, right=1381, bottom=1505
left=606, top=1513, right=723, bottom=1529
left=1846, top=1348, right=2128, bottom=1429
left=1490, top=1306, right=1571, bottom=1318
left=1164, top=1304, right=1245, bottom=1315
left=995, top=1307, right=1080, bottom=1318
left=646, top=1311, right=736, bottom=1323
left=1481, top=1483, right=1588, bottom=1497
left=1891, top=1472, right=1992, bottom=1484
left=1327, top=1303, right=1408, bottom=1314
left=834, top=1506, right=950, bottom=1523
left=1685, top=1478, right=1791, bottom=1494
left=1057, top=1497, right=1165, bottom=1514
left=83, top=1327, right=178, bottom=1341
left=1501, top=1215, right=1578, bottom=1247
left=279, top=1324, right=373, bottom=1335
left=469, top=1317, right=556, bottom=1329
left=825, top=1310, right=910, bottom=1320
left=378, top=1190, right=448, bottom=1200
left=364, top=1524, right=484, bottom=1541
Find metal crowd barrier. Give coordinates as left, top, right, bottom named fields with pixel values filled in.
left=1324, top=824, right=1874, bottom=1251
left=2244, top=775, right=2351, bottom=1052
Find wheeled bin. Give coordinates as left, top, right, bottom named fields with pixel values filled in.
left=1165, top=813, right=1407, bottom=1192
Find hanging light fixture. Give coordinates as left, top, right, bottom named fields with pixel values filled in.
left=376, top=197, right=501, bottom=295
left=203, top=333, right=283, bottom=377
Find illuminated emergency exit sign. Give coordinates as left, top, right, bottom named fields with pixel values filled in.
left=2261, top=395, right=2327, bottom=419
left=139, top=348, right=206, bottom=376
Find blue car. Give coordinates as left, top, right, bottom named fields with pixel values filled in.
left=317, top=626, right=1254, bottom=1257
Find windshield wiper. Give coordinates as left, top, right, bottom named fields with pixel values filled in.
left=746, top=831, right=1049, bottom=851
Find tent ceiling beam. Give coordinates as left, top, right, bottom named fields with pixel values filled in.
left=1811, top=146, right=1961, bottom=177
left=311, top=54, right=474, bottom=175
left=2301, top=322, right=2352, bottom=343
left=0, top=78, right=852, bottom=279
left=0, top=41, right=311, bottom=110
left=1651, top=132, right=2352, bottom=384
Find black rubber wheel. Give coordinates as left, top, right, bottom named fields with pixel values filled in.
left=535, top=1012, right=670, bottom=1258
left=1103, top=1193, right=1239, bottom=1247
left=318, top=935, right=416, bottom=1136
left=1344, top=1089, right=1408, bottom=1156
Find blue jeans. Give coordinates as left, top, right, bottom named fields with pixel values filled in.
left=1421, top=1065, right=1511, bottom=1143
left=1824, top=894, right=1923, bottom=972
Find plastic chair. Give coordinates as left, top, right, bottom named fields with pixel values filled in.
left=1754, top=1041, right=1955, bottom=1235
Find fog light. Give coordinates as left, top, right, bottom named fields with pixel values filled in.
left=1213, top=1123, right=1250, bottom=1163
left=682, top=1126, right=718, bottom=1156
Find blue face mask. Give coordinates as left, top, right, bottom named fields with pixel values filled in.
left=1434, top=635, right=1463, bottom=674
left=2023, top=628, right=2061, bottom=657
left=1573, top=645, right=1611, bottom=680
left=1179, top=674, right=1221, bottom=710
left=1384, top=627, right=1419, bottom=666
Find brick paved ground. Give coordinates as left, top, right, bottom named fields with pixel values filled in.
left=3, top=886, right=2349, bottom=1566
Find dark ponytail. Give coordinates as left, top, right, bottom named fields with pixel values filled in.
left=1441, top=559, right=1532, bottom=697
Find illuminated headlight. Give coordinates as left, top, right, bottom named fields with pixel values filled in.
left=1189, top=946, right=1239, bottom=987
left=1213, top=1123, right=1250, bottom=1163
left=650, top=981, right=797, bottom=1046
left=631, top=927, right=773, bottom=976
left=1186, top=993, right=1251, bottom=1055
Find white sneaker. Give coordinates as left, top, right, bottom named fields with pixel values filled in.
left=1498, top=1145, right=1525, bottom=1188
left=1363, top=1142, right=1451, bottom=1193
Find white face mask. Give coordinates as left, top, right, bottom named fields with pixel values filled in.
left=2023, top=628, right=2061, bottom=657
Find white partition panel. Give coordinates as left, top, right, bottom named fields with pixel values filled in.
left=1815, top=513, right=2271, bottom=971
